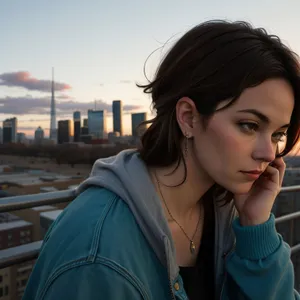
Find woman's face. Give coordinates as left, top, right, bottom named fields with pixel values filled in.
left=191, top=78, right=294, bottom=195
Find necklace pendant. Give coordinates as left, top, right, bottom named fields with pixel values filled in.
left=190, top=241, right=196, bottom=254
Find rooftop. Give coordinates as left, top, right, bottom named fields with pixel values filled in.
left=31, top=205, right=57, bottom=212
left=0, top=220, right=32, bottom=231
left=40, top=210, right=62, bottom=221
left=40, top=210, right=63, bottom=231
left=0, top=212, right=20, bottom=223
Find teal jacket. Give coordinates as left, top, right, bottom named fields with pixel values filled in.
left=23, top=150, right=300, bottom=299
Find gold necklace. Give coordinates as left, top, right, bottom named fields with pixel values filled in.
left=155, top=173, right=202, bottom=255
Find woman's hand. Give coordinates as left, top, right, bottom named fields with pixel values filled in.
left=234, top=157, right=286, bottom=226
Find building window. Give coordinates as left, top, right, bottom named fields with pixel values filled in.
left=7, top=242, right=14, bottom=248
left=20, top=238, right=26, bottom=244
left=0, top=275, right=2, bottom=283
left=4, top=285, right=8, bottom=296
left=7, top=233, right=12, bottom=240
left=20, top=231, right=26, bottom=237
left=21, top=279, right=27, bottom=286
left=0, top=287, right=3, bottom=297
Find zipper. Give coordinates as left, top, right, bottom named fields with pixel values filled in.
left=168, top=280, right=176, bottom=300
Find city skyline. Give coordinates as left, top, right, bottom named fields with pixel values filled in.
left=0, top=71, right=148, bottom=137
left=1, top=1, right=300, bottom=137
left=1, top=103, right=149, bottom=144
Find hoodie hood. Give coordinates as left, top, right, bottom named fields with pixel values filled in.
left=77, top=149, right=179, bottom=280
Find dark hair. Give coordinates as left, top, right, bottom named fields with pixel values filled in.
left=137, top=20, right=300, bottom=200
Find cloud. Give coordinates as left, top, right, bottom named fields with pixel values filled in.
left=57, top=94, right=73, bottom=100
left=0, top=71, right=71, bottom=92
left=123, top=104, right=144, bottom=111
left=0, top=96, right=144, bottom=116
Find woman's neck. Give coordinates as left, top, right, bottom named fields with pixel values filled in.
left=149, top=159, right=214, bottom=221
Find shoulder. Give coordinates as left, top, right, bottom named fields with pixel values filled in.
left=31, top=187, right=159, bottom=296
left=43, top=186, right=143, bottom=264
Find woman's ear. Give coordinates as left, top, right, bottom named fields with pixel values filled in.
left=176, top=97, right=195, bottom=134
left=176, top=97, right=201, bottom=136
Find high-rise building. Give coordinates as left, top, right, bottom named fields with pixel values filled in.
left=34, top=127, right=44, bottom=144
left=73, top=111, right=81, bottom=142
left=131, top=113, right=147, bottom=137
left=88, top=110, right=107, bottom=139
left=83, top=118, right=88, bottom=127
left=80, top=118, right=89, bottom=142
left=112, top=100, right=123, bottom=136
left=49, top=68, right=57, bottom=143
left=11, top=118, right=17, bottom=143
left=57, top=120, right=71, bottom=144
left=2, top=118, right=17, bottom=144
left=2, top=121, right=12, bottom=144
left=81, top=127, right=88, bottom=136
left=16, top=133, right=26, bottom=144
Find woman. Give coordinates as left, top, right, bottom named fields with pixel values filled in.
left=24, top=20, right=300, bottom=299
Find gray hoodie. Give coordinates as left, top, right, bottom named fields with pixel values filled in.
left=77, top=149, right=237, bottom=298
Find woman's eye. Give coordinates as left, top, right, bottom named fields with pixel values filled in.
left=239, top=122, right=258, bottom=133
left=238, top=123, right=287, bottom=142
left=272, top=132, right=287, bottom=142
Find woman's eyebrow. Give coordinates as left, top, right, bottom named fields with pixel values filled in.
left=237, top=109, right=290, bottom=128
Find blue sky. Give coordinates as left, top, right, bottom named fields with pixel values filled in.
left=1, top=0, right=300, bottom=137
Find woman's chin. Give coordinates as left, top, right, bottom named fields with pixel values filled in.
left=225, top=182, right=254, bottom=196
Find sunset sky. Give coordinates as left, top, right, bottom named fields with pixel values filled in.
left=1, top=0, right=300, bottom=137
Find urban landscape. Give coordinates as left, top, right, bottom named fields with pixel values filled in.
left=0, top=71, right=150, bottom=300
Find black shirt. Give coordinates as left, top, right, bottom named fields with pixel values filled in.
left=179, top=199, right=215, bottom=299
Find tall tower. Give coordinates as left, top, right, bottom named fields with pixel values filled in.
left=73, top=111, right=81, bottom=142
left=131, top=112, right=147, bottom=137
left=112, top=100, right=123, bottom=136
left=49, top=67, right=57, bottom=142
